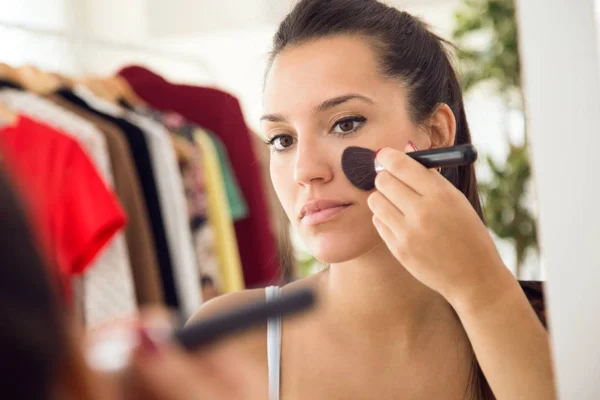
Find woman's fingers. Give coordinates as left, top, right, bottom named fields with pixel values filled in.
left=368, top=192, right=406, bottom=236
left=87, top=309, right=267, bottom=400
left=127, top=324, right=208, bottom=400
left=128, top=326, right=265, bottom=400
left=372, top=215, right=404, bottom=260
left=375, top=144, right=440, bottom=195
left=374, top=170, right=420, bottom=213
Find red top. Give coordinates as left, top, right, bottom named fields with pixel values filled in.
left=119, top=66, right=280, bottom=287
left=0, top=115, right=127, bottom=298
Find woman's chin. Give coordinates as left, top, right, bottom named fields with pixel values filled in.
left=304, top=234, right=380, bottom=265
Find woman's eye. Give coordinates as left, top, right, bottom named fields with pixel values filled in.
left=269, top=134, right=296, bottom=151
left=332, top=116, right=367, bottom=135
left=339, top=121, right=355, bottom=132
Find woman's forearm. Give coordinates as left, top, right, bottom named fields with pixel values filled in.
left=450, top=267, right=557, bottom=400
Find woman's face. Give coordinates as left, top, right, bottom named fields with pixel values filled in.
left=262, top=35, right=426, bottom=264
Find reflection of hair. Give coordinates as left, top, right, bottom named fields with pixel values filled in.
left=269, top=0, right=483, bottom=221
left=0, top=168, right=67, bottom=399
left=269, top=1, right=489, bottom=398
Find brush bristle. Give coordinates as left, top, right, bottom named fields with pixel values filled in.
left=342, top=146, right=377, bottom=191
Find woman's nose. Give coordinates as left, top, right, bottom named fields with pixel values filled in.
left=293, top=140, right=333, bottom=186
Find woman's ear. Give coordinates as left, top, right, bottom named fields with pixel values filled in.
left=427, top=103, right=456, bottom=148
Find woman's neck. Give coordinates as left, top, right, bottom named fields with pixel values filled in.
left=318, top=242, right=458, bottom=344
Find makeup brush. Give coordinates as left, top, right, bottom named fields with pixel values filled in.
left=342, top=144, right=478, bottom=191
left=174, top=288, right=315, bottom=350
left=87, top=288, right=316, bottom=372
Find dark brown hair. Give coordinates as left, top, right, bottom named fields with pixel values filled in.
left=0, top=168, right=69, bottom=399
left=269, top=0, right=490, bottom=398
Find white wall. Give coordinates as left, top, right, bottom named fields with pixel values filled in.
left=517, top=0, right=600, bottom=397
left=0, top=0, right=66, bottom=29
left=0, top=0, right=70, bottom=71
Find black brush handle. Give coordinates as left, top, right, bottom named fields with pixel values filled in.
left=409, top=144, right=477, bottom=168
left=173, top=289, right=315, bottom=351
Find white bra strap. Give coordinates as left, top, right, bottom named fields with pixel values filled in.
left=266, top=286, right=282, bottom=400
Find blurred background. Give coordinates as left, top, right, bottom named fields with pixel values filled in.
left=0, top=0, right=553, bottom=323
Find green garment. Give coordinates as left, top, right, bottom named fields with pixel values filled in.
left=207, top=133, right=249, bottom=221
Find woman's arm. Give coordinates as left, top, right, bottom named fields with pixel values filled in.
left=369, top=146, right=557, bottom=399
left=450, top=267, right=556, bottom=400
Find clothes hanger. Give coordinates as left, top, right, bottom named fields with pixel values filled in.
left=0, top=64, right=20, bottom=126
left=107, top=76, right=146, bottom=108
left=14, top=65, right=62, bottom=95
left=0, top=100, right=18, bottom=127
left=0, top=63, right=18, bottom=81
left=50, top=72, right=76, bottom=89
left=0, top=63, right=24, bottom=90
left=77, top=76, right=121, bottom=105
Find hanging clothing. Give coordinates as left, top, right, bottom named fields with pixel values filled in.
left=170, top=133, right=203, bottom=223
left=0, top=115, right=127, bottom=304
left=119, top=66, right=280, bottom=287
left=136, top=105, right=220, bottom=288
left=209, top=133, right=248, bottom=222
left=47, top=94, right=165, bottom=306
left=0, top=89, right=137, bottom=323
left=55, top=89, right=181, bottom=310
left=0, top=90, right=113, bottom=182
left=195, top=129, right=245, bottom=293
left=74, top=86, right=202, bottom=317
left=194, top=221, right=221, bottom=290
left=135, top=106, right=207, bottom=227
left=171, top=134, right=195, bottom=164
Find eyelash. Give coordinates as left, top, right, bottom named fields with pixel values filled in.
left=266, top=115, right=367, bottom=152
left=332, top=115, right=367, bottom=137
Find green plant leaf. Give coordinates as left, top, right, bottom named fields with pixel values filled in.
left=453, top=0, right=537, bottom=276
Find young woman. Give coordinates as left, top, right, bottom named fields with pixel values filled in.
left=191, top=0, right=556, bottom=399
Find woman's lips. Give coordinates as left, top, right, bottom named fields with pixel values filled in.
left=300, top=204, right=351, bottom=226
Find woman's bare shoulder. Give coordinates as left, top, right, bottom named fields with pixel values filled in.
left=186, top=289, right=269, bottom=360
left=186, top=275, right=322, bottom=354
left=189, top=274, right=322, bottom=324
left=188, top=288, right=269, bottom=323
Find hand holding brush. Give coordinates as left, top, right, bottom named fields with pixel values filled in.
left=342, top=141, right=511, bottom=304
left=342, top=143, right=477, bottom=191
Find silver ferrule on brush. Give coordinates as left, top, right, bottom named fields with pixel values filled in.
left=374, top=159, right=385, bottom=173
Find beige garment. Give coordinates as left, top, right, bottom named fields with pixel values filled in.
left=171, top=135, right=196, bottom=165
left=48, top=95, right=165, bottom=306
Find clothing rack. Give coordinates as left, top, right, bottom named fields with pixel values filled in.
left=0, top=20, right=216, bottom=79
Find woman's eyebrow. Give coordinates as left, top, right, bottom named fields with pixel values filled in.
left=260, top=113, right=288, bottom=123
left=260, top=94, right=375, bottom=123
left=315, top=94, right=375, bottom=113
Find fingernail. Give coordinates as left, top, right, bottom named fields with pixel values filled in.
left=374, top=149, right=385, bottom=172
left=137, top=326, right=160, bottom=356
left=408, top=141, right=418, bottom=151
